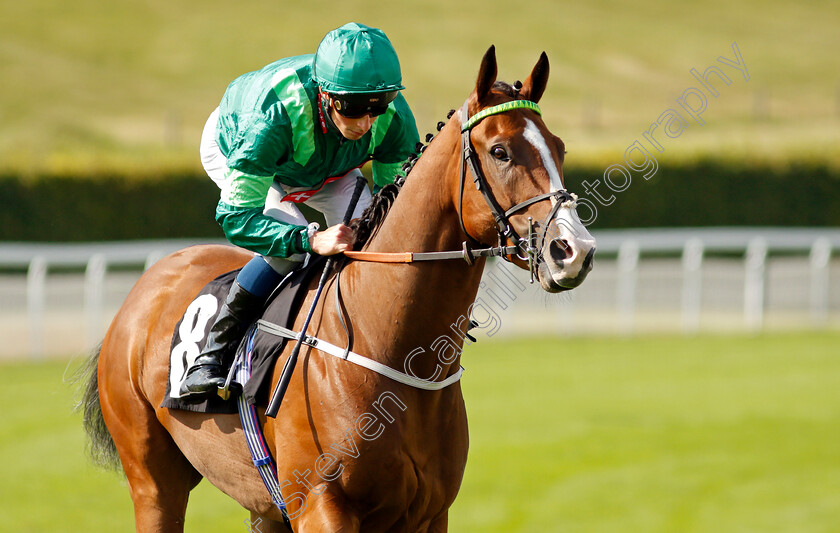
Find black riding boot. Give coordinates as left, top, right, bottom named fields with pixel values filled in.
left=179, top=281, right=264, bottom=402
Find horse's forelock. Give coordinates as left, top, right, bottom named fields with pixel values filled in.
left=490, top=80, right=518, bottom=99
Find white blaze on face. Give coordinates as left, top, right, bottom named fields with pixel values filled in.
left=522, top=119, right=596, bottom=275
left=523, top=119, right=564, bottom=193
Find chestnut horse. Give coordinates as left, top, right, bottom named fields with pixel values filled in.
left=81, top=46, right=595, bottom=532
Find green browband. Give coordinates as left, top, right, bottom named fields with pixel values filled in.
left=461, top=100, right=541, bottom=131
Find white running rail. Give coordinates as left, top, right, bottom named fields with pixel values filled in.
left=1, top=228, right=838, bottom=357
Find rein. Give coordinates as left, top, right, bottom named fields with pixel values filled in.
left=344, top=243, right=519, bottom=266
left=346, top=98, right=577, bottom=284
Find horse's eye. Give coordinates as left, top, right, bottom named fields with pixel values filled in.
left=491, top=146, right=509, bottom=161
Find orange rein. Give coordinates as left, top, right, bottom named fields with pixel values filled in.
left=342, top=243, right=521, bottom=265
left=343, top=251, right=415, bottom=263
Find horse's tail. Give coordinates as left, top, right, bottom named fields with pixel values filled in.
left=75, top=344, right=121, bottom=471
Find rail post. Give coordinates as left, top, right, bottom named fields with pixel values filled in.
left=681, top=239, right=704, bottom=334
left=744, top=238, right=767, bottom=331
left=616, top=240, right=639, bottom=334
left=27, top=256, right=47, bottom=359
left=85, top=254, right=107, bottom=351
left=809, top=238, right=831, bottom=326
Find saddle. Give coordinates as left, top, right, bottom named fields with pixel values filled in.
left=161, top=256, right=327, bottom=414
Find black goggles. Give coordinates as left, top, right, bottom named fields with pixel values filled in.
left=329, top=91, right=399, bottom=118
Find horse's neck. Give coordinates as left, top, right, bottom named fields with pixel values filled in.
left=346, top=128, right=484, bottom=377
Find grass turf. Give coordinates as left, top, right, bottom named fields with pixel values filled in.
left=2, top=0, right=839, bottom=174
left=1, top=332, right=838, bottom=531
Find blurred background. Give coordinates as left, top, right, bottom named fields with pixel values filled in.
left=1, top=0, right=838, bottom=531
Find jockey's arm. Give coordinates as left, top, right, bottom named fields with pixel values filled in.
left=371, top=160, right=406, bottom=193
left=215, top=169, right=353, bottom=257
left=215, top=201, right=312, bottom=257
left=216, top=201, right=355, bottom=258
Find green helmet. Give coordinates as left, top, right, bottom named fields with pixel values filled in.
left=313, top=22, right=405, bottom=94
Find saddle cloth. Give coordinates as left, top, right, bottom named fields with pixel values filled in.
left=161, top=256, right=327, bottom=414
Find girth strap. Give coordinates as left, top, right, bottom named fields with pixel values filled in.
left=257, top=320, right=464, bottom=391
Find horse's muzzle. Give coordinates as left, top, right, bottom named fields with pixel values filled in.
left=538, top=242, right=596, bottom=293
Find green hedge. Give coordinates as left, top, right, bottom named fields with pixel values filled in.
left=564, top=160, right=840, bottom=229
left=1, top=160, right=838, bottom=242
left=0, top=174, right=222, bottom=241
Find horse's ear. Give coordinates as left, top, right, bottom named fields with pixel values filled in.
left=520, top=51, right=550, bottom=103
left=475, top=45, right=498, bottom=105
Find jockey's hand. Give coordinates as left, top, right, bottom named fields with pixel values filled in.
left=309, top=224, right=355, bottom=255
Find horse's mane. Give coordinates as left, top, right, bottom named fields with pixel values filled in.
left=350, top=81, right=518, bottom=250
left=350, top=181, right=402, bottom=249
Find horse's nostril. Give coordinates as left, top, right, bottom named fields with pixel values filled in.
left=548, top=238, right=570, bottom=262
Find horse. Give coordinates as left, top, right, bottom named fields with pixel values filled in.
left=80, top=45, right=596, bottom=532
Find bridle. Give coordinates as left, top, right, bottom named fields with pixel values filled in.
left=344, top=97, right=578, bottom=284
left=457, top=98, right=576, bottom=281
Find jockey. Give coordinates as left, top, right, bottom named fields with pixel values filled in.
left=181, top=22, right=419, bottom=401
